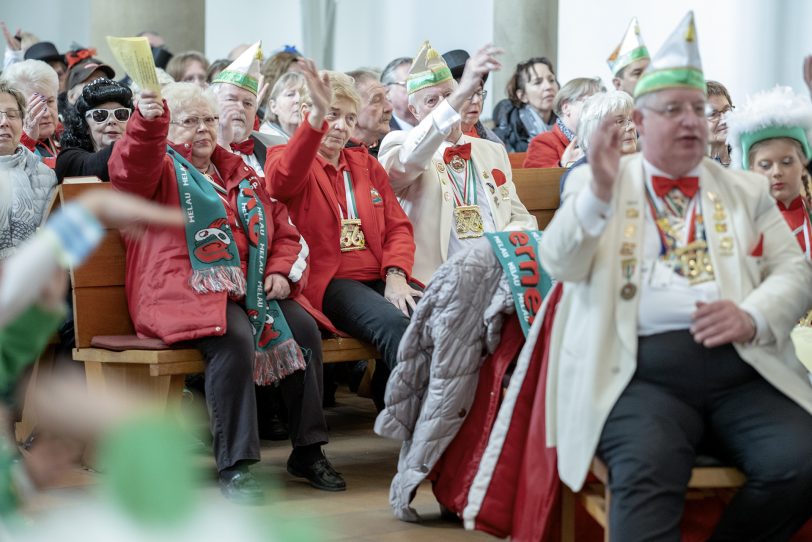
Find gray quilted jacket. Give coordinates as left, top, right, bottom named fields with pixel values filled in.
left=374, top=238, right=514, bottom=521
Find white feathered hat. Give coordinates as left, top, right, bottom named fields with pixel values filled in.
left=725, top=85, right=812, bottom=170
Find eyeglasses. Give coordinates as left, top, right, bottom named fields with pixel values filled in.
left=0, top=109, right=22, bottom=121
left=85, top=108, right=131, bottom=123
left=641, top=102, right=706, bottom=120
left=464, top=90, right=488, bottom=103
left=171, top=115, right=219, bottom=129
left=613, top=117, right=634, bottom=128
left=706, top=104, right=734, bottom=121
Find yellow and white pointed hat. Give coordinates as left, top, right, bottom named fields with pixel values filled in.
left=634, top=11, right=705, bottom=98
left=406, top=41, right=453, bottom=95
left=607, top=17, right=649, bottom=77
left=212, top=40, right=263, bottom=95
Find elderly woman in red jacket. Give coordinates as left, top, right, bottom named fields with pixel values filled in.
left=265, top=60, right=419, bottom=410
left=108, top=82, right=345, bottom=504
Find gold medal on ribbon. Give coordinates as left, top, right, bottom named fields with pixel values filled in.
left=339, top=218, right=366, bottom=252
left=450, top=155, right=466, bottom=173
left=673, top=240, right=714, bottom=285
left=454, top=205, right=484, bottom=239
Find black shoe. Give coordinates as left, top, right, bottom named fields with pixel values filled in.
left=259, top=415, right=289, bottom=441
left=219, top=470, right=265, bottom=505
left=287, top=452, right=346, bottom=492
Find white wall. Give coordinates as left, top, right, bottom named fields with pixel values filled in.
left=204, top=0, right=302, bottom=60
left=1, top=0, right=91, bottom=58
left=558, top=0, right=810, bottom=105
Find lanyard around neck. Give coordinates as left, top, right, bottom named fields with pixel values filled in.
left=446, top=159, right=477, bottom=207
left=339, top=170, right=359, bottom=220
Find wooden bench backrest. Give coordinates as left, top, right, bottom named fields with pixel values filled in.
left=512, top=167, right=563, bottom=229
left=59, top=182, right=133, bottom=348
left=508, top=152, right=528, bottom=169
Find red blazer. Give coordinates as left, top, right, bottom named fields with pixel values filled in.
left=108, top=106, right=331, bottom=344
left=523, top=124, right=570, bottom=168
left=264, top=120, right=415, bottom=313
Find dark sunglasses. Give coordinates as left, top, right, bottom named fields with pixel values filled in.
left=85, top=107, right=132, bottom=123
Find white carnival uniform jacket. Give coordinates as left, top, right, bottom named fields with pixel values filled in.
left=540, top=154, right=812, bottom=491
left=378, top=101, right=537, bottom=285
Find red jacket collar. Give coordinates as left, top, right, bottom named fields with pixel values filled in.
left=777, top=195, right=805, bottom=211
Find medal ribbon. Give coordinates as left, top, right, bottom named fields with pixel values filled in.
left=339, top=171, right=359, bottom=220
left=446, top=159, right=477, bottom=207
left=644, top=182, right=704, bottom=257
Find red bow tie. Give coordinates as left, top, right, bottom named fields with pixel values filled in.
left=230, top=138, right=255, bottom=156
left=652, top=175, right=699, bottom=198
left=443, top=142, right=472, bottom=165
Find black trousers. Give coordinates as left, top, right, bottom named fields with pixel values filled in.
left=322, top=278, right=416, bottom=408
left=189, top=299, right=328, bottom=471
left=597, top=330, right=812, bottom=542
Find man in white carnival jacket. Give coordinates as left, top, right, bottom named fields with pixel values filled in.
left=540, top=12, right=812, bottom=541
left=378, top=42, right=536, bottom=285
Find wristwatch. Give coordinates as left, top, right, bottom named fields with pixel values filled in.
left=386, top=267, right=406, bottom=278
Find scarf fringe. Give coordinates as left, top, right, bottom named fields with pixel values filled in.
left=189, top=267, right=246, bottom=296
left=253, top=339, right=307, bottom=386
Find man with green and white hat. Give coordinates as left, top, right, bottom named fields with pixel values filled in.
left=540, top=11, right=812, bottom=540
left=607, top=16, right=650, bottom=96
left=211, top=41, right=273, bottom=177
left=378, top=41, right=536, bottom=285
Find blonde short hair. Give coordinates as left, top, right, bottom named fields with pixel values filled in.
left=552, top=77, right=605, bottom=117
left=300, top=70, right=361, bottom=113
left=162, top=82, right=220, bottom=121
left=577, top=91, right=634, bottom=152
left=0, top=59, right=58, bottom=98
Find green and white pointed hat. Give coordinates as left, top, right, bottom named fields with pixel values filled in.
left=212, top=40, right=263, bottom=95
left=607, top=17, right=649, bottom=77
left=633, top=11, right=705, bottom=99
left=725, top=86, right=812, bottom=170
left=406, top=41, right=453, bottom=95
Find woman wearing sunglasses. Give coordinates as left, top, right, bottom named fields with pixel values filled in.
left=56, top=78, right=133, bottom=182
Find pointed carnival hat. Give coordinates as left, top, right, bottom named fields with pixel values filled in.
left=212, top=40, right=263, bottom=95
left=407, top=41, right=453, bottom=95
left=607, top=17, right=649, bottom=77
left=725, top=86, right=812, bottom=170
left=633, top=11, right=705, bottom=99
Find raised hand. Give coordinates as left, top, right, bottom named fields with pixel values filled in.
left=587, top=116, right=622, bottom=202
left=1, top=22, right=21, bottom=52
left=560, top=136, right=584, bottom=167
left=217, top=102, right=245, bottom=145
left=136, top=90, right=164, bottom=121
left=293, top=57, right=332, bottom=128
left=448, top=43, right=504, bottom=112
left=23, top=93, right=49, bottom=141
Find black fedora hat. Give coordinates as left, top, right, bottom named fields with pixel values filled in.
left=442, top=49, right=489, bottom=83
left=24, top=41, right=65, bottom=64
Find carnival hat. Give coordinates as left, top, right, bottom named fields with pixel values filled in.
left=407, top=41, right=453, bottom=95
left=607, top=17, right=649, bottom=77
left=634, top=11, right=704, bottom=98
left=212, top=40, right=263, bottom=95
left=725, top=86, right=812, bottom=170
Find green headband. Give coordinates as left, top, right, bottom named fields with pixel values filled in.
left=634, top=67, right=705, bottom=99
left=612, top=46, right=650, bottom=76
left=740, top=126, right=812, bottom=170
left=407, top=66, right=453, bottom=95
left=212, top=70, right=259, bottom=95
